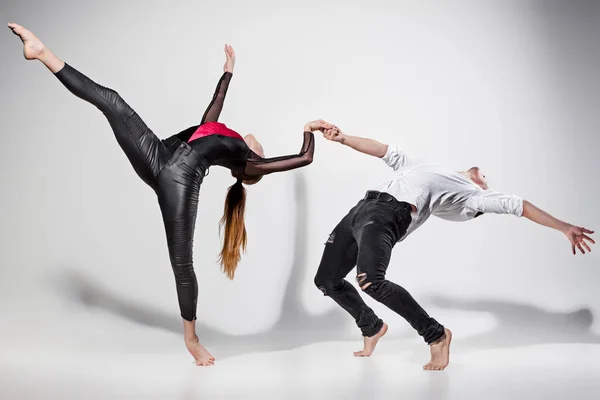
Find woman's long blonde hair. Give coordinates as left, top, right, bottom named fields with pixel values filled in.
left=219, top=176, right=261, bottom=279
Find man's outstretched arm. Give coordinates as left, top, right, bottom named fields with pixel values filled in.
left=322, top=126, right=388, bottom=157
left=470, top=190, right=595, bottom=255
left=522, top=200, right=595, bottom=255
left=321, top=124, right=419, bottom=171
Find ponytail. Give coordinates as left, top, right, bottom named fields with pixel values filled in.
left=219, top=179, right=247, bottom=279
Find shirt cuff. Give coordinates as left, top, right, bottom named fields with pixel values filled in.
left=381, top=144, right=393, bottom=162
left=514, top=197, right=524, bottom=217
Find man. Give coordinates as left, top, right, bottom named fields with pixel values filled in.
left=314, top=125, right=595, bottom=370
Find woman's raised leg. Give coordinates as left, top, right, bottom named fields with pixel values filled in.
left=8, top=23, right=166, bottom=187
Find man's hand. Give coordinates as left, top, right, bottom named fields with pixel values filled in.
left=223, top=44, right=235, bottom=73
left=304, top=119, right=333, bottom=132
left=523, top=200, right=595, bottom=256
left=563, top=224, right=595, bottom=255
left=322, top=125, right=346, bottom=143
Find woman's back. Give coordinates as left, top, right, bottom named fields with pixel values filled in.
left=188, top=133, right=249, bottom=173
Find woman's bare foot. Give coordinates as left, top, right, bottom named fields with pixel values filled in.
left=7, top=22, right=64, bottom=72
left=185, top=336, right=216, bottom=366
left=354, top=322, right=388, bottom=357
left=423, top=328, right=452, bottom=371
left=7, top=23, right=46, bottom=60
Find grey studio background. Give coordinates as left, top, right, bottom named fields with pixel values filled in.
left=1, top=0, right=599, bottom=399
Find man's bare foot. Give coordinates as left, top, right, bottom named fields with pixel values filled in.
left=185, top=336, right=216, bottom=366
left=423, top=328, right=452, bottom=371
left=354, top=322, right=388, bottom=357
left=7, top=23, right=47, bottom=60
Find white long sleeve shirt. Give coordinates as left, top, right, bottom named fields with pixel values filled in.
left=372, top=145, right=524, bottom=242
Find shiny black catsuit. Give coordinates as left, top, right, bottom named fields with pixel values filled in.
left=54, top=63, right=315, bottom=321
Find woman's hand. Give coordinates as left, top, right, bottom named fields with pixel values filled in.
left=224, top=44, right=235, bottom=73
left=304, top=119, right=333, bottom=132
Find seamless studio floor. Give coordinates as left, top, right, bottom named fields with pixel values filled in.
left=1, top=325, right=599, bottom=400
left=2, top=176, right=599, bottom=399
left=1, top=267, right=599, bottom=400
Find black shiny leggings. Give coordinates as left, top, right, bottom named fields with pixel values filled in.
left=314, top=191, right=445, bottom=344
left=55, top=63, right=206, bottom=321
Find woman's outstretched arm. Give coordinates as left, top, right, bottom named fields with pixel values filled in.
left=242, top=120, right=332, bottom=176
left=171, top=45, right=235, bottom=143
left=200, top=44, right=236, bottom=124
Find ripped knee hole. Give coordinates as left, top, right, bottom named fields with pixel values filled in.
left=356, top=273, right=372, bottom=291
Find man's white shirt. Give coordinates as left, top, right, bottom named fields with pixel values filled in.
left=371, top=145, right=524, bottom=242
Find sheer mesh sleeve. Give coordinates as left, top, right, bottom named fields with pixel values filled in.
left=243, top=131, right=315, bottom=176
left=201, top=72, right=233, bottom=124
left=167, top=72, right=233, bottom=143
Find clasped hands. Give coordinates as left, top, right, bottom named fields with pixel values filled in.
left=304, top=119, right=345, bottom=143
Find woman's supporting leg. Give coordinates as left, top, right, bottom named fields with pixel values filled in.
left=156, top=162, right=214, bottom=366
left=9, top=23, right=166, bottom=187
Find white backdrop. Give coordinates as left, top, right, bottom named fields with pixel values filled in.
left=1, top=0, right=599, bottom=351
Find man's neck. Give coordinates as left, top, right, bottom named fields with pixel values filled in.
left=458, top=171, right=473, bottom=181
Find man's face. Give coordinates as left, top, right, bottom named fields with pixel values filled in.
left=470, top=167, right=488, bottom=190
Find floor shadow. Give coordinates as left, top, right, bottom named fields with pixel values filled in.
left=426, top=295, right=600, bottom=351
left=53, top=172, right=352, bottom=359
left=52, top=173, right=599, bottom=361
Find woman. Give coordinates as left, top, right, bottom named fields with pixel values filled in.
left=8, top=22, right=331, bottom=366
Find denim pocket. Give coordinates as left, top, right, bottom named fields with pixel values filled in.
left=394, top=205, right=412, bottom=227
